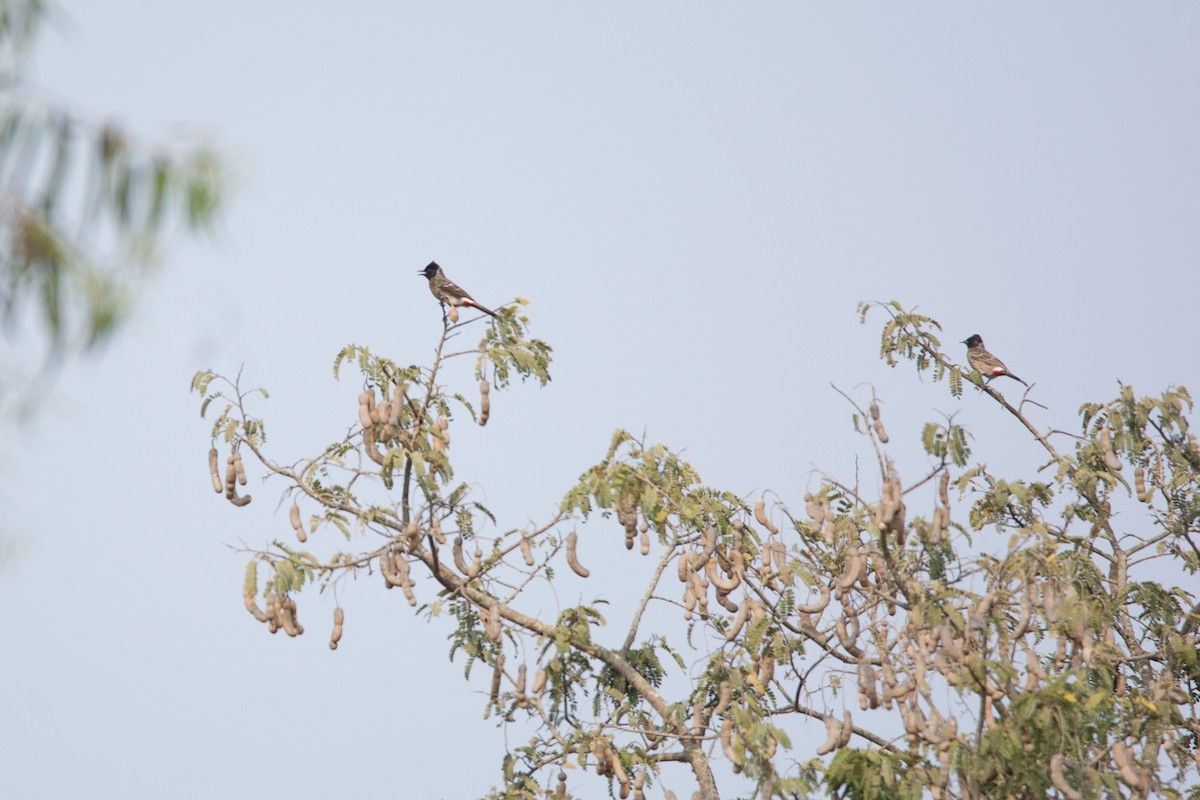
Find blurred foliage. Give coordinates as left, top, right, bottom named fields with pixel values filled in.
left=1, top=0, right=222, bottom=410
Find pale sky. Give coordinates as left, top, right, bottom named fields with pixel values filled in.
left=3, top=3, right=1198, bottom=798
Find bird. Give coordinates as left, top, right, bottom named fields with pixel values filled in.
left=417, top=261, right=500, bottom=320
left=962, top=334, right=1028, bottom=386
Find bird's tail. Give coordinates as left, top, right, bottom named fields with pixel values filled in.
left=465, top=301, right=500, bottom=320
left=1005, top=372, right=1029, bottom=387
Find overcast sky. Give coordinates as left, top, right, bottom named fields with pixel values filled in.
left=2, top=3, right=1198, bottom=798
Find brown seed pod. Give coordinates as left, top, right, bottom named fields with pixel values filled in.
left=430, top=518, right=445, bottom=545
left=939, top=471, right=950, bottom=507
left=208, top=448, right=222, bottom=493
left=358, top=392, right=374, bottom=429
left=870, top=402, right=889, bottom=443
left=1134, top=466, right=1148, bottom=502
left=676, top=552, right=691, bottom=583
left=490, top=651, right=504, bottom=704
left=290, top=502, right=305, bottom=542
left=1100, top=426, right=1122, bottom=471
left=1050, top=754, right=1082, bottom=800
left=566, top=531, right=590, bottom=577
left=224, top=455, right=237, bottom=497
left=515, top=663, right=528, bottom=707
left=404, top=519, right=420, bottom=549
left=233, top=451, right=247, bottom=485
left=485, top=602, right=501, bottom=643
left=725, top=599, right=749, bottom=642
left=453, top=536, right=471, bottom=575
left=838, top=711, right=853, bottom=748
left=639, top=528, right=650, bottom=556
left=363, top=423, right=385, bottom=465
left=479, top=379, right=491, bottom=426
left=329, top=607, right=344, bottom=650
left=705, top=556, right=741, bottom=593
left=796, top=585, right=831, bottom=615
left=715, top=680, right=732, bottom=716
left=532, top=667, right=547, bottom=695
left=1111, top=740, right=1142, bottom=790
left=244, top=587, right=269, bottom=623
left=518, top=536, right=535, bottom=566
left=816, top=714, right=841, bottom=756
left=754, top=498, right=779, bottom=535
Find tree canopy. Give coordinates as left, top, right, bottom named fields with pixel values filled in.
left=194, top=300, right=1199, bottom=800
left=1, top=0, right=221, bottom=411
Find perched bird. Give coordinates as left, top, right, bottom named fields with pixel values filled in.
left=962, top=334, right=1028, bottom=386
left=418, top=261, right=500, bottom=320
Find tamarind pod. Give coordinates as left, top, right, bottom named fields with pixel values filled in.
left=532, top=667, right=547, bottom=695
left=278, top=598, right=301, bottom=637
left=1134, top=466, right=1148, bottom=502
left=865, top=664, right=879, bottom=708
left=1101, top=426, right=1122, bottom=471
left=870, top=403, right=889, bottom=443
left=479, top=380, right=490, bottom=426
left=939, top=471, right=950, bottom=507
left=754, top=498, right=779, bottom=535
left=837, top=547, right=859, bottom=590
left=244, top=588, right=270, bottom=622
left=725, top=599, right=749, bottom=642
left=358, top=395, right=374, bottom=429
left=389, top=384, right=404, bottom=426
left=715, top=680, right=732, bottom=716
left=771, top=541, right=788, bottom=575
left=609, top=749, right=630, bottom=798
left=329, top=607, right=344, bottom=650
left=760, top=542, right=773, bottom=581
left=404, top=519, right=420, bottom=548
left=837, top=711, right=853, bottom=748
left=208, top=448, right=222, bottom=493
left=364, top=388, right=380, bottom=423
left=1111, top=740, right=1141, bottom=789
left=796, top=585, right=831, bottom=614
left=453, top=537, right=471, bottom=575
left=714, top=589, right=739, bottom=613
left=437, top=416, right=450, bottom=451
left=676, top=552, right=691, bottom=583
left=227, top=490, right=252, bottom=507
left=555, top=772, right=567, bottom=798
left=470, top=546, right=482, bottom=578
left=692, top=570, right=708, bottom=616
left=968, top=592, right=997, bottom=631
left=823, top=515, right=834, bottom=546
left=639, top=528, right=650, bottom=556
left=379, top=423, right=396, bottom=444
left=363, top=424, right=385, bottom=465
left=233, top=452, right=247, bottom=485
left=683, top=581, right=696, bottom=621
left=566, top=532, right=590, bottom=577
left=430, top=518, right=445, bottom=545
left=266, top=595, right=280, bottom=634
left=486, top=602, right=501, bottom=643
left=490, top=652, right=504, bottom=704
left=701, top=524, right=717, bottom=560
left=1050, top=754, right=1082, bottom=800
left=759, top=654, right=775, bottom=685
left=518, top=536, right=534, bottom=566
left=290, top=502, right=306, bottom=543
left=625, top=530, right=635, bottom=551
left=816, top=715, right=840, bottom=756
left=720, top=716, right=737, bottom=764
left=705, top=556, right=741, bottom=593
left=225, top=455, right=237, bottom=498
left=515, top=663, right=527, bottom=707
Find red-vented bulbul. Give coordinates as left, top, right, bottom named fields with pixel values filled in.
left=418, top=261, right=500, bottom=320
left=963, top=334, right=1028, bottom=386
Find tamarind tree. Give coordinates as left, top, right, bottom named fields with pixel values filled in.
left=193, top=300, right=1199, bottom=800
